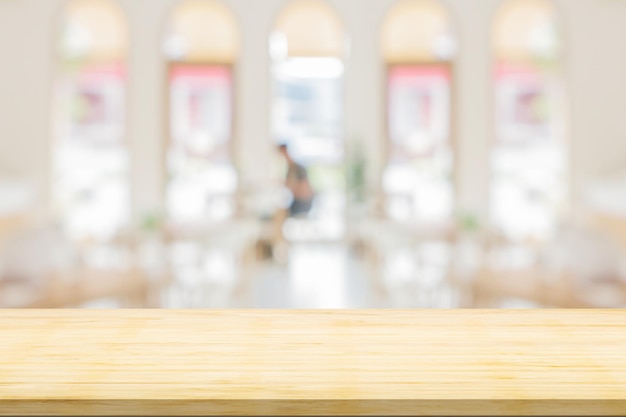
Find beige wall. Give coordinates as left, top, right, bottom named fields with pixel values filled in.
left=564, top=0, right=626, bottom=201
left=1, top=0, right=626, bottom=224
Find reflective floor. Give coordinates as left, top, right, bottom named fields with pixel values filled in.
left=79, top=243, right=380, bottom=309
left=72, top=239, right=625, bottom=310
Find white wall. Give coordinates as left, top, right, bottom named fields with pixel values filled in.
left=1, top=0, right=626, bottom=223
left=563, top=0, right=626, bottom=203
left=0, top=0, right=57, bottom=206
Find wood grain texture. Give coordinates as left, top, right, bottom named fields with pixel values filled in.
left=1, top=310, right=626, bottom=416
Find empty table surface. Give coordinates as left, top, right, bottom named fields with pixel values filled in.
left=1, top=310, right=626, bottom=416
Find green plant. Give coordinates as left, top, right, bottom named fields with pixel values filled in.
left=346, top=140, right=367, bottom=203
left=140, top=212, right=163, bottom=234
left=458, top=212, right=480, bottom=233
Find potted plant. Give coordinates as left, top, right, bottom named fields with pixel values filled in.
left=346, top=139, right=368, bottom=211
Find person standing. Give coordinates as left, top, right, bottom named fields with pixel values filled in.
left=271, top=143, right=315, bottom=263
left=278, top=143, right=314, bottom=217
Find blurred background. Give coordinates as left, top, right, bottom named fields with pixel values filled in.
left=1, top=0, right=626, bottom=308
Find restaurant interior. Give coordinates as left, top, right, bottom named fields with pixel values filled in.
left=2, top=0, right=626, bottom=309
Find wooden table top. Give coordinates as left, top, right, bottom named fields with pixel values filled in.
left=1, top=310, right=626, bottom=416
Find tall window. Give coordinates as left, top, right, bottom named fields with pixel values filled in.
left=380, top=0, right=457, bottom=225
left=163, top=0, right=239, bottom=228
left=270, top=0, right=347, bottom=241
left=52, top=0, right=129, bottom=242
left=491, top=0, right=566, bottom=242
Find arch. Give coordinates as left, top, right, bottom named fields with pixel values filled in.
left=272, top=0, right=345, bottom=58
left=493, top=0, right=561, bottom=64
left=53, top=0, right=130, bottom=241
left=489, top=0, right=567, bottom=241
left=380, top=0, right=456, bottom=63
left=379, top=0, right=457, bottom=224
left=269, top=0, right=348, bottom=240
left=163, top=0, right=240, bottom=226
left=60, top=0, right=128, bottom=63
left=164, top=0, right=240, bottom=63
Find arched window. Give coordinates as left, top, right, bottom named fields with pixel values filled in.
left=163, top=0, right=239, bottom=227
left=52, top=0, right=129, bottom=242
left=380, top=0, right=457, bottom=225
left=490, top=0, right=566, bottom=242
left=270, top=0, right=347, bottom=241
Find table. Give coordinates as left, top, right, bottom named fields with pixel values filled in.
left=588, top=211, right=626, bottom=253
left=470, top=266, right=626, bottom=308
left=1, top=310, right=626, bottom=416
left=0, top=267, right=155, bottom=308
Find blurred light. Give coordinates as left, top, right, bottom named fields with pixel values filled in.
left=61, top=23, right=92, bottom=59
left=406, top=132, right=432, bottom=154
left=163, top=34, right=189, bottom=60
left=433, top=33, right=457, bottom=60
left=207, top=197, right=235, bottom=221
left=529, top=24, right=558, bottom=59
left=283, top=217, right=345, bottom=241
left=269, top=32, right=288, bottom=61
left=202, top=250, right=235, bottom=280
left=188, top=132, right=216, bottom=154
left=289, top=137, right=343, bottom=163
left=383, top=165, right=416, bottom=194
left=275, top=58, right=344, bottom=79
left=288, top=245, right=347, bottom=308
left=385, top=250, right=415, bottom=283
